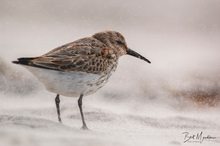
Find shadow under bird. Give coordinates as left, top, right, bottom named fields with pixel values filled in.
left=12, top=31, right=151, bottom=129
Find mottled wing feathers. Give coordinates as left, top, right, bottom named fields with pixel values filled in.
left=21, top=37, right=118, bottom=74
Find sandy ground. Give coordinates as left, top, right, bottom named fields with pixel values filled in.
left=1, top=29, right=220, bottom=146
left=1, top=1, right=220, bottom=145
left=0, top=91, right=220, bottom=146
left=1, top=27, right=220, bottom=146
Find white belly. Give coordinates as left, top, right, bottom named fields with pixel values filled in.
left=24, top=66, right=110, bottom=97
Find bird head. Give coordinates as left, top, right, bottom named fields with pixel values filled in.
left=93, top=31, right=151, bottom=63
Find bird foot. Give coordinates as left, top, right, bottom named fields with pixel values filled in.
left=81, top=125, right=89, bottom=130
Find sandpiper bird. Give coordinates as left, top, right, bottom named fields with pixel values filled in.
left=12, top=31, right=151, bottom=129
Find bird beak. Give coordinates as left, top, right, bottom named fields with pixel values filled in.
left=127, top=48, right=151, bottom=63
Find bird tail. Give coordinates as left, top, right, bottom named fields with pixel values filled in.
left=12, top=57, right=36, bottom=65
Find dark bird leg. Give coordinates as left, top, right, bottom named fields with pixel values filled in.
left=78, top=94, right=88, bottom=130
left=55, top=94, right=62, bottom=123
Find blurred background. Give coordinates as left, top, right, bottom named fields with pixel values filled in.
left=1, top=1, right=220, bottom=146
left=0, top=0, right=220, bottom=108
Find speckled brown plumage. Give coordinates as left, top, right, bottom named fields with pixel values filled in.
left=21, top=31, right=128, bottom=75
left=12, top=31, right=151, bottom=129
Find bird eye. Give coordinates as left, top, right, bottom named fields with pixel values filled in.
left=116, top=40, right=124, bottom=45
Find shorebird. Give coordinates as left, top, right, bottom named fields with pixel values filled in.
left=12, top=31, right=151, bottom=129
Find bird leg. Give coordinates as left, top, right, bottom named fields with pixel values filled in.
left=78, top=94, right=88, bottom=130
left=55, top=94, right=62, bottom=123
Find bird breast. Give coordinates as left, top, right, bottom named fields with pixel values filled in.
left=24, top=66, right=113, bottom=97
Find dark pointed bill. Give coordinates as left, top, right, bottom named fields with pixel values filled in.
left=127, top=48, right=151, bottom=63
